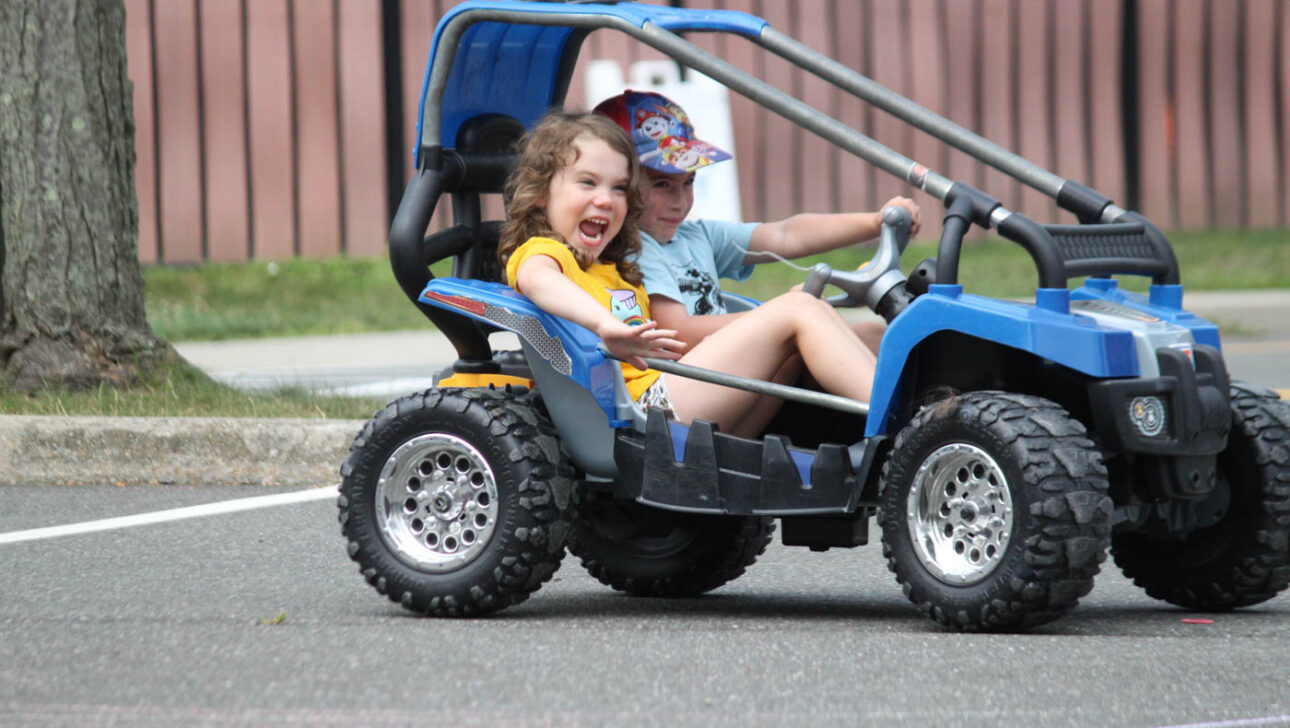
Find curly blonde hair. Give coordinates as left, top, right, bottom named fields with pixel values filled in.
left=499, top=112, right=645, bottom=286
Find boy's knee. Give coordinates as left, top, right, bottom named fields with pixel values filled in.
left=763, top=290, right=838, bottom=326
left=853, top=320, right=886, bottom=351
left=775, top=290, right=826, bottom=310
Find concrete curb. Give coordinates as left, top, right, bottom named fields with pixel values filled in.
left=0, top=416, right=364, bottom=487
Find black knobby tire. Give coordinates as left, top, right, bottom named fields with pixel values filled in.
left=569, top=496, right=774, bottom=597
left=338, top=387, right=576, bottom=616
left=878, top=392, right=1112, bottom=630
left=1111, top=382, right=1290, bottom=610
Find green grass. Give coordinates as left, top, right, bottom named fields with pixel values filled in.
left=144, top=256, right=453, bottom=342
left=144, top=228, right=1290, bottom=343
left=0, top=357, right=386, bottom=419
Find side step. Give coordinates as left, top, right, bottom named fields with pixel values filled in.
left=612, top=409, right=884, bottom=516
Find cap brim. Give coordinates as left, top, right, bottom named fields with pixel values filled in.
left=638, top=138, right=732, bottom=174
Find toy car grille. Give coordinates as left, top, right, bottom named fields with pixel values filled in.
left=1070, top=299, right=1162, bottom=323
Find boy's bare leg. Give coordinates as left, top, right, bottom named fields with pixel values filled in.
left=729, top=354, right=802, bottom=438
left=664, top=327, right=797, bottom=434
left=667, top=292, right=875, bottom=432
left=781, top=286, right=886, bottom=356
left=852, top=320, right=885, bottom=353
left=779, top=293, right=877, bottom=400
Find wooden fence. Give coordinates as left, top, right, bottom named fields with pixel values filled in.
left=124, top=0, right=1290, bottom=265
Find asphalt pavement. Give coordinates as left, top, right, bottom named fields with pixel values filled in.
left=1, top=290, right=1287, bottom=487
left=4, top=482, right=1289, bottom=727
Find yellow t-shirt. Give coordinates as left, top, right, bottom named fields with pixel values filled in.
left=505, top=237, right=661, bottom=401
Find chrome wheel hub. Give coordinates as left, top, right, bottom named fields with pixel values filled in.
left=906, top=443, right=1013, bottom=585
left=376, top=433, right=499, bottom=572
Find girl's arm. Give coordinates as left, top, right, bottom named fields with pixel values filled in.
left=515, top=254, right=683, bottom=370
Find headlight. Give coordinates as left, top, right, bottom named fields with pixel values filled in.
left=1129, top=396, right=1166, bottom=437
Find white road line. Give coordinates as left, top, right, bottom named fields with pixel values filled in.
left=1154, top=715, right=1290, bottom=728
left=0, top=486, right=338, bottom=545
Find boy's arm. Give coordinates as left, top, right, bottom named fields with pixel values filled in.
left=743, top=196, right=920, bottom=262
left=649, top=295, right=745, bottom=353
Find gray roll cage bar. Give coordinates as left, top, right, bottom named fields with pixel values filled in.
left=422, top=6, right=1132, bottom=229
left=417, top=5, right=1180, bottom=292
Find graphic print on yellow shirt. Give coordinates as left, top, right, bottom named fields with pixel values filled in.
left=609, top=288, right=647, bottom=326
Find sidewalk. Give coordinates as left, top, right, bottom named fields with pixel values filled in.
left=171, top=330, right=520, bottom=399
left=2, top=290, right=1287, bottom=487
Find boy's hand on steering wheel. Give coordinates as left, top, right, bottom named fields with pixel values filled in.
left=598, top=319, right=683, bottom=371
left=882, top=196, right=922, bottom=236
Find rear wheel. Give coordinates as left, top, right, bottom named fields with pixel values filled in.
left=338, top=387, right=576, bottom=616
left=879, top=392, right=1112, bottom=630
left=570, top=495, right=774, bottom=597
left=1112, top=383, right=1290, bottom=609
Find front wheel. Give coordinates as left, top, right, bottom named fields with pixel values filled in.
left=879, top=392, right=1112, bottom=630
left=338, top=387, right=576, bottom=616
left=1111, top=383, right=1290, bottom=610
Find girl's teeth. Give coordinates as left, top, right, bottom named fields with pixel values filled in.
left=578, top=219, right=606, bottom=240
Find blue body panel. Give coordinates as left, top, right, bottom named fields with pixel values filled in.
left=1074, top=279, right=1222, bottom=349
left=865, top=281, right=1220, bottom=438
left=865, top=284, right=1141, bottom=437
left=418, top=277, right=621, bottom=422
left=423, top=276, right=1222, bottom=483
left=418, top=0, right=767, bottom=156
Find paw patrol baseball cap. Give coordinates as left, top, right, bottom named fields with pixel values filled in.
left=594, top=90, right=732, bottom=175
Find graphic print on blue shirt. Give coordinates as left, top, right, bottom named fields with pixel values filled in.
left=676, top=267, right=722, bottom=315
left=609, top=288, right=647, bottom=325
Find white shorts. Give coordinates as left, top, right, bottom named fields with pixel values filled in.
left=639, top=375, right=676, bottom=418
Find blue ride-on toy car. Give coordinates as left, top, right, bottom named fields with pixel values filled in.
left=337, top=0, right=1290, bottom=630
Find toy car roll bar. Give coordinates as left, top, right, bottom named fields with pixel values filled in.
left=392, top=0, right=1180, bottom=338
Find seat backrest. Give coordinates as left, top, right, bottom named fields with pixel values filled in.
left=443, top=114, right=526, bottom=284
left=457, top=220, right=506, bottom=284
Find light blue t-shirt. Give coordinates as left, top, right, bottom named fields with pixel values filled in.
left=636, top=219, right=759, bottom=315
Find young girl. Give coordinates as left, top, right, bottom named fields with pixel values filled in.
left=499, top=112, right=878, bottom=437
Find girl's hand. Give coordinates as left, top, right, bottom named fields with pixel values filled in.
left=598, top=320, right=683, bottom=371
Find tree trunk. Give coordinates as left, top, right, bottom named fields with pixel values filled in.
left=0, top=0, right=169, bottom=392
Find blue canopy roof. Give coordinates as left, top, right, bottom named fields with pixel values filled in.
left=416, top=1, right=767, bottom=158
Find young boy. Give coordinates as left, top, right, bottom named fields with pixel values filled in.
left=595, top=90, right=921, bottom=354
